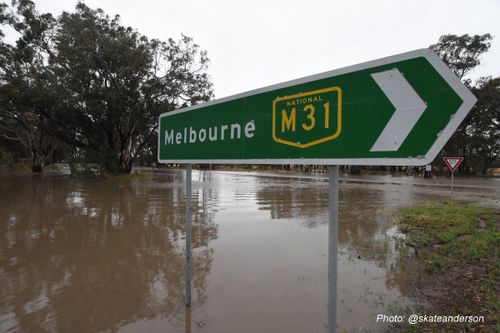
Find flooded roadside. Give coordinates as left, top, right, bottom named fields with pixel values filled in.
left=0, top=170, right=497, bottom=332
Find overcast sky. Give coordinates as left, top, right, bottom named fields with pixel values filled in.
left=19, top=0, right=500, bottom=98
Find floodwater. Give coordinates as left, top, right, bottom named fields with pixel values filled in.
left=0, top=170, right=498, bottom=333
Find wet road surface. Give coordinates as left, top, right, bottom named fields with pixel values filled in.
left=0, top=170, right=498, bottom=332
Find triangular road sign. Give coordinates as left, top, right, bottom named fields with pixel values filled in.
left=443, top=157, right=463, bottom=172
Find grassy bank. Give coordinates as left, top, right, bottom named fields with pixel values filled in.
left=396, top=201, right=499, bottom=332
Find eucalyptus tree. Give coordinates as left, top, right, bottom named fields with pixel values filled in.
left=469, top=77, right=500, bottom=173
left=430, top=34, right=492, bottom=82
left=49, top=3, right=213, bottom=173
left=430, top=34, right=494, bottom=174
left=0, top=0, right=59, bottom=172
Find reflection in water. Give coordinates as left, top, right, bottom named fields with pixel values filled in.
left=253, top=176, right=420, bottom=322
left=256, top=177, right=327, bottom=224
left=255, top=176, right=412, bottom=247
left=1, top=170, right=481, bottom=332
left=185, top=306, right=191, bottom=333
left=0, top=173, right=217, bottom=332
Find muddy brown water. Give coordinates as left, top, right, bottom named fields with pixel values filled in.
left=0, top=170, right=498, bottom=332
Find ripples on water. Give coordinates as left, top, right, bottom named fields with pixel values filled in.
left=1, top=169, right=478, bottom=332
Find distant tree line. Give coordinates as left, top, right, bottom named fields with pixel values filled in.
left=0, top=1, right=498, bottom=175
left=0, top=0, right=213, bottom=173
left=430, top=34, right=499, bottom=175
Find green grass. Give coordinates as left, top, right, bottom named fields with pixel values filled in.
left=398, top=202, right=499, bottom=271
left=395, top=201, right=499, bottom=331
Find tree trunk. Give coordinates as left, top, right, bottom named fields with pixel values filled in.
left=32, top=152, right=43, bottom=173
left=119, top=153, right=133, bottom=174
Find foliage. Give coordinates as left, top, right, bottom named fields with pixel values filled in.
left=47, top=3, right=213, bottom=173
left=469, top=77, right=500, bottom=173
left=0, top=1, right=213, bottom=174
left=430, top=34, right=499, bottom=174
left=439, top=75, right=500, bottom=174
left=430, top=34, right=492, bottom=81
left=0, top=0, right=60, bottom=172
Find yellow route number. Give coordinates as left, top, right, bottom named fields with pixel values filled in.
left=272, top=87, right=342, bottom=148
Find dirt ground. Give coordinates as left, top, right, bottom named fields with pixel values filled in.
left=397, top=206, right=499, bottom=332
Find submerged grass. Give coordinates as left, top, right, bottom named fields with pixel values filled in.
left=398, top=201, right=499, bottom=271
left=395, top=201, right=500, bottom=332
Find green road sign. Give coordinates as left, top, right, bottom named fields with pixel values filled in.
left=158, top=49, right=476, bottom=165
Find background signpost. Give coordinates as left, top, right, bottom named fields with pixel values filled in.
left=158, top=49, right=476, bottom=333
left=444, top=157, right=464, bottom=193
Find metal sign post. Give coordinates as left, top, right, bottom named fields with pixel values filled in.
left=451, top=169, right=454, bottom=194
left=185, top=164, right=193, bottom=307
left=328, top=165, right=339, bottom=333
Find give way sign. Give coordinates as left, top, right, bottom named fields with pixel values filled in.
left=443, top=157, right=463, bottom=172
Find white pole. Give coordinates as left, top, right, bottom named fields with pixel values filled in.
left=328, top=165, right=339, bottom=333
left=185, top=164, right=192, bottom=307
left=450, top=169, right=454, bottom=195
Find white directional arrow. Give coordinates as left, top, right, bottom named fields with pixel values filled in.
left=370, top=68, right=427, bottom=152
